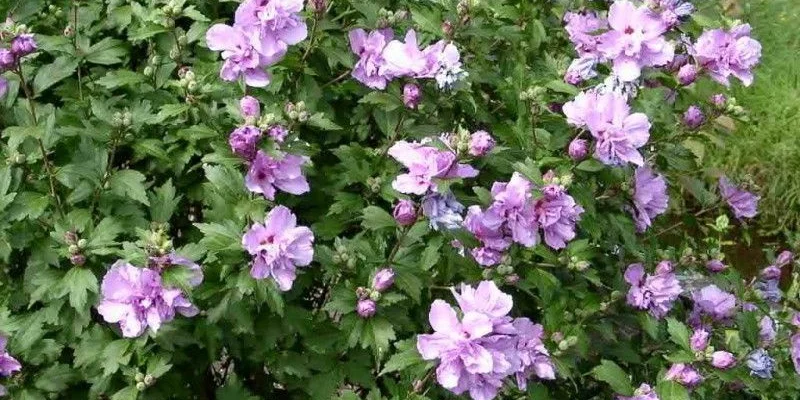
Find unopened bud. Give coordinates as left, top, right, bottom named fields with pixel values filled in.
left=143, top=66, right=154, bottom=77
left=297, top=111, right=309, bottom=122
left=63, top=25, right=74, bottom=37
left=135, top=372, right=145, bottom=382
left=143, top=375, right=155, bottom=386
left=77, top=239, right=88, bottom=249
left=70, top=254, right=86, bottom=266
left=12, top=153, right=26, bottom=164
left=69, top=244, right=80, bottom=255
left=136, top=382, right=146, bottom=391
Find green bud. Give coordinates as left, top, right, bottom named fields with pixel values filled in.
left=143, top=66, right=154, bottom=77
left=288, top=110, right=299, bottom=120
left=12, top=153, right=26, bottom=164
left=134, top=372, right=145, bottom=382
left=346, top=258, right=356, bottom=269
left=143, top=375, right=155, bottom=386
left=77, top=239, right=88, bottom=249
left=295, top=101, right=306, bottom=111
left=481, top=268, right=493, bottom=280
left=298, top=111, right=309, bottom=122
left=169, top=47, right=180, bottom=61
left=496, top=264, right=512, bottom=275
left=557, top=340, right=569, bottom=351
left=187, top=81, right=198, bottom=92
left=69, top=244, right=80, bottom=255
left=369, top=291, right=381, bottom=301
left=136, top=382, right=147, bottom=391
left=565, top=335, right=578, bottom=346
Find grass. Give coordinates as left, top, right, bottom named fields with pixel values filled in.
left=709, top=0, right=800, bottom=235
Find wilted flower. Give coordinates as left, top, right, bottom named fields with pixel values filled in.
left=565, top=55, right=598, bottom=84
left=422, top=192, right=465, bottom=231
left=229, top=125, right=262, bottom=160
left=791, top=333, right=800, bottom=375
left=356, top=299, right=377, bottom=318
left=468, top=130, right=495, bottom=157
left=665, top=363, right=703, bottom=387
left=624, top=262, right=682, bottom=318
left=746, top=349, right=774, bottom=379
left=242, top=206, right=314, bottom=291
left=776, top=251, right=793, bottom=267
left=705, top=259, right=727, bottom=273
left=631, top=167, right=669, bottom=232
left=245, top=150, right=310, bottom=200
left=719, top=177, right=759, bottom=219
left=759, top=316, right=777, bottom=344
left=371, top=268, right=395, bottom=292
left=403, top=83, right=421, bottom=108
left=393, top=199, right=417, bottom=226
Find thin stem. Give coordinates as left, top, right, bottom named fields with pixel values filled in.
left=300, top=17, right=318, bottom=63
left=72, top=3, right=83, bottom=100
left=90, top=128, right=122, bottom=214
left=655, top=207, right=714, bottom=237
left=16, top=67, right=64, bottom=217
left=321, top=70, right=350, bottom=88
left=376, top=113, right=406, bottom=162
left=384, top=225, right=412, bottom=267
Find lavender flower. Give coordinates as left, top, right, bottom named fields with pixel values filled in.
left=624, top=262, right=682, bottom=318
left=616, top=383, right=658, bottom=400
left=692, top=24, right=762, bottom=86
left=0, top=335, right=21, bottom=396
left=597, top=0, right=675, bottom=81
left=393, top=199, right=417, bottom=226
left=690, top=284, right=736, bottom=324
left=710, top=94, right=727, bottom=108
left=563, top=11, right=607, bottom=56
left=229, top=125, right=262, bottom=161
left=631, top=167, right=669, bottom=232
left=665, top=363, right=703, bottom=387
left=242, top=206, right=314, bottom=290
left=206, top=24, right=280, bottom=87
left=234, top=0, right=308, bottom=59
left=468, top=130, right=495, bottom=157
left=755, top=279, right=781, bottom=303
left=791, top=333, right=800, bottom=375
left=97, top=261, right=198, bottom=337
left=719, top=177, right=759, bottom=219
left=422, top=192, right=465, bottom=231
left=677, top=64, right=697, bottom=85
left=565, top=55, right=598, bottom=85
left=10, top=33, right=36, bottom=57
left=690, top=328, right=709, bottom=351
left=267, top=124, right=289, bottom=142
left=759, top=316, right=777, bottom=344
left=245, top=150, right=310, bottom=200
left=535, top=184, right=584, bottom=249
left=746, top=349, right=774, bottom=379
left=388, top=140, right=477, bottom=195
left=348, top=28, right=393, bottom=89
left=776, top=250, right=793, bottom=266
left=0, top=49, right=14, bottom=71
left=705, top=259, right=727, bottom=273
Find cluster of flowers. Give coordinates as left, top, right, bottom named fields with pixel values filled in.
left=417, top=281, right=555, bottom=400
left=0, top=19, right=38, bottom=96
left=206, top=0, right=307, bottom=87
left=465, top=172, right=584, bottom=266
left=96, top=255, right=202, bottom=337
left=564, top=0, right=760, bottom=89
left=355, top=268, right=395, bottom=318
left=0, top=335, right=21, bottom=396
left=389, top=133, right=490, bottom=231
left=348, top=28, right=466, bottom=90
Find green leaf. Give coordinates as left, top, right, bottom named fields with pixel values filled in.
left=379, top=340, right=424, bottom=375
left=591, top=360, right=633, bottom=396
left=95, top=70, right=145, bottom=89
left=34, top=56, right=79, bottom=93
left=361, top=206, right=396, bottom=230
left=154, top=103, right=191, bottom=123
left=666, top=317, right=691, bottom=350
left=656, top=380, right=690, bottom=400
left=34, top=364, right=76, bottom=392
left=367, top=317, right=396, bottom=352
left=576, top=159, right=605, bottom=172
left=149, top=179, right=182, bottom=223
left=307, top=113, right=342, bottom=130
left=85, top=38, right=128, bottom=65
left=182, top=5, right=210, bottom=21
left=195, top=221, right=242, bottom=252
left=111, top=387, right=139, bottom=400
left=146, top=355, right=172, bottom=378
left=359, top=92, right=402, bottom=111
left=217, top=379, right=258, bottom=400
left=59, top=268, right=98, bottom=312
left=88, top=217, right=124, bottom=250
left=109, top=169, right=150, bottom=205
left=736, top=311, right=760, bottom=347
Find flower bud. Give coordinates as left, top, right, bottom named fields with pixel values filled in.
left=356, top=299, right=376, bottom=318
left=70, top=254, right=86, bottom=266
left=143, top=374, right=155, bottom=386
left=355, top=286, right=369, bottom=299
left=710, top=351, right=736, bottom=369
left=169, top=47, right=180, bottom=61
left=135, top=372, right=145, bottom=382
left=0, top=49, right=15, bottom=71
left=567, top=138, right=589, bottom=161
left=705, top=259, right=727, bottom=273
left=776, top=250, right=793, bottom=267
left=393, top=200, right=416, bottom=226
left=468, top=130, right=495, bottom=157
left=710, top=94, right=727, bottom=108
left=77, top=238, right=88, bottom=249
left=403, top=83, right=421, bottom=109
left=63, top=25, right=74, bottom=37
left=69, top=244, right=80, bottom=255
left=368, top=290, right=381, bottom=301
left=760, top=265, right=781, bottom=280
left=143, top=66, right=154, bottom=77
left=690, top=329, right=709, bottom=351
left=677, top=64, right=697, bottom=86
left=682, top=105, right=705, bottom=129
left=655, top=260, right=673, bottom=274
left=239, top=95, right=260, bottom=118
left=298, top=111, right=310, bottom=122
left=136, top=382, right=147, bottom=391
left=64, top=231, right=78, bottom=245
left=442, top=20, right=454, bottom=37
left=371, top=268, right=395, bottom=292
left=11, top=33, right=37, bottom=57
left=267, top=125, right=288, bottom=143
left=551, top=331, right=564, bottom=343
left=504, top=273, right=520, bottom=285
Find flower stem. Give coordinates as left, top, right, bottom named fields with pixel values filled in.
left=15, top=67, right=65, bottom=218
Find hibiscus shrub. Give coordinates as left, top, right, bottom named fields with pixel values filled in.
left=1, top=0, right=798, bottom=399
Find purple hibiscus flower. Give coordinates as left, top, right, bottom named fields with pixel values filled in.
left=97, top=261, right=198, bottom=338
left=718, top=176, right=759, bottom=219
left=535, top=184, right=584, bottom=249
left=206, top=23, right=284, bottom=87
left=597, top=0, right=675, bottom=81
left=245, top=150, right=310, bottom=200
left=242, top=205, right=314, bottom=291
left=689, top=284, right=737, bottom=325
left=0, top=335, right=21, bottom=396
left=692, top=24, right=761, bottom=86
left=388, top=140, right=477, bottom=195
left=624, top=262, right=682, bottom=318
left=631, top=166, right=669, bottom=232
left=584, top=91, right=651, bottom=166
left=348, top=28, right=393, bottom=89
